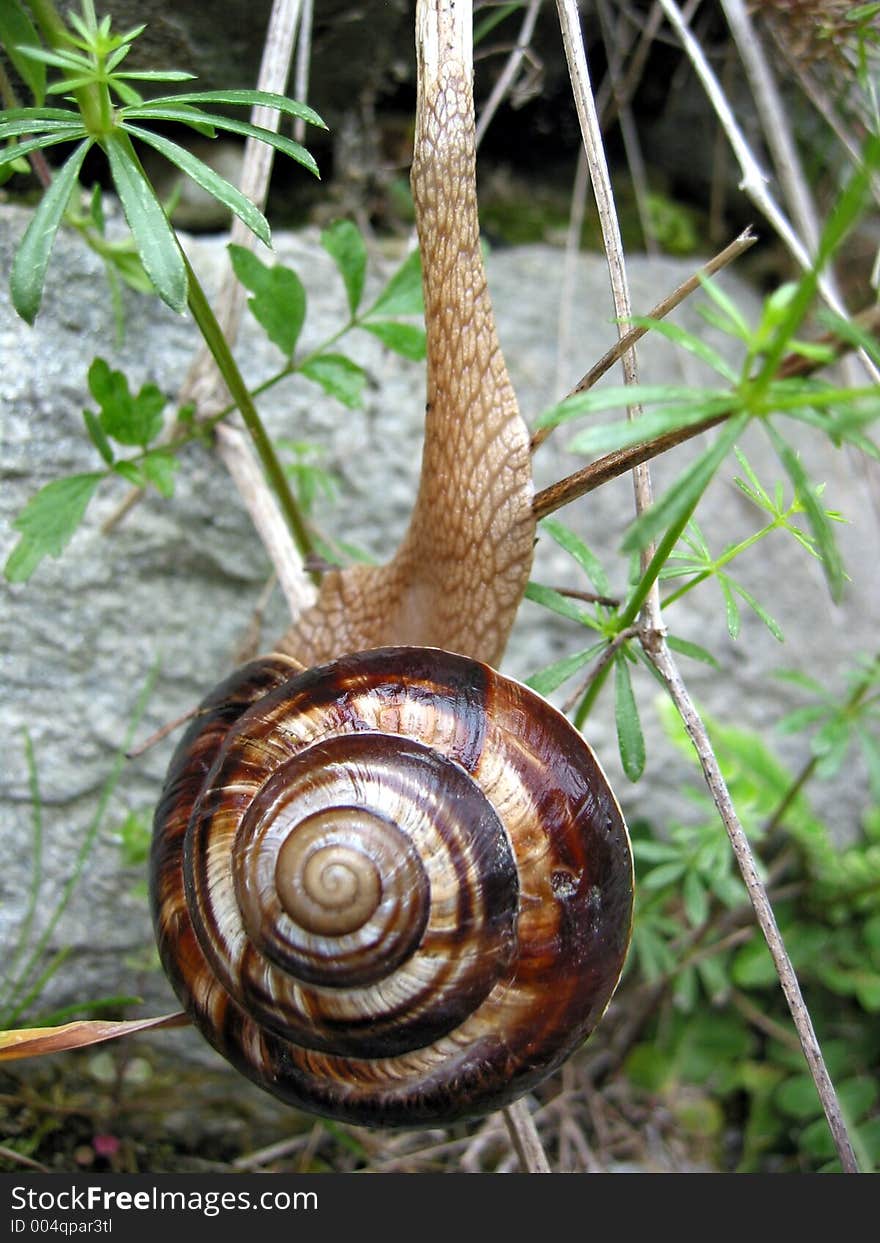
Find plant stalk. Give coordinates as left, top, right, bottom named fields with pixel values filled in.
left=182, top=253, right=315, bottom=563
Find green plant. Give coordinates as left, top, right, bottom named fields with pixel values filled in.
left=0, top=673, right=155, bottom=1031
left=2, top=223, right=424, bottom=582
left=618, top=695, right=880, bottom=1171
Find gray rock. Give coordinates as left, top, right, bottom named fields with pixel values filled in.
left=1, top=202, right=877, bottom=1042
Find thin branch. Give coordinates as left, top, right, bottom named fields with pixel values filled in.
left=533, top=411, right=727, bottom=520
left=595, top=0, right=657, bottom=255
left=502, top=1099, right=552, bottom=1173
left=644, top=644, right=859, bottom=1173
left=654, top=0, right=857, bottom=326
left=475, top=0, right=543, bottom=148
left=292, top=0, right=314, bottom=146
left=562, top=626, right=640, bottom=715
left=554, top=147, right=590, bottom=397
left=555, top=0, right=658, bottom=621
left=720, top=0, right=821, bottom=256
left=553, top=0, right=860, bottom=1174
left=533, top=226, right=756, bottom=451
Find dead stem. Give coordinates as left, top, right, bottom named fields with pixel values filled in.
left=553, top=0, right=860, bottom=1174
left=502, top=1099, right=552, bottom=1173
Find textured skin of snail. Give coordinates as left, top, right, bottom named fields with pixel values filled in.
left=151, top=645, right=634, bottom=1128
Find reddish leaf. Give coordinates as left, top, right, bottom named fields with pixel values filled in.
left=0, top=1012, right=189, bottom=1061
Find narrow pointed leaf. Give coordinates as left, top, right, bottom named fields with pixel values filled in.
left=11, top=139, right=91, bottom=323
left=0, top=128, right=87, bottom=169
left=764, top=421, right=845, bottom=601
left=0, top=117, right=86, bottom=139
left=731, top=581, right=784, bottom=642
left=0, top=1012, right=188, bottom=1061
left=104, top=133, right=187, bottom=314
left=622, top=412, right=749, bottom=553
left=117, top=70, right=197, bottom=82
left=526, top=641, right=606, bottom=697
left=540, top=518, right=611, bottom=596
left=124, top=124, right=270, bottom=245
left=665, top=635, right=720, bottom=668
left=0, top=1, right=46, bottom=102
left=627, top=315, right=739, bottom=383
left=615, top=656, right=646, bottom=781
left=121, top=109, right=319, bottom=178
left=567, top=399, right=734, bottom=457
left=720, top=577, right=741, bottom=638
left=131, top=89, right=326, bottom=129
left=524, top=581, right=595, bottom=626
left=535, top=384, right=723, bottom=430
left=698, top=273, right=751, bottom=339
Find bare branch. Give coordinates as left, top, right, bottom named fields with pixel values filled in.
left=533, top=227, right=757, bottom=451
left=654, top=0, right=863, bottom=329
left=475, top=0, right=543, bottom=148
left=720, top=0, right=821, bottom=256
left=502, top=1099, right=552, bottom=1173
left=555, top=0, right=659, bottom=627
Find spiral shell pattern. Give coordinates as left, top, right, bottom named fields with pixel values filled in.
left=151, top=646, right=633, bottom=1127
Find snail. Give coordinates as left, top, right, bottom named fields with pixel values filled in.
left=150, top=0, right=634, bottom=1128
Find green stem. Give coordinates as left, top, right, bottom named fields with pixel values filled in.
left=660, top=516, right=782, bottom=610
left=182, top=253, right=315, bottom=563
left=27, top=0, right=104, bottom=135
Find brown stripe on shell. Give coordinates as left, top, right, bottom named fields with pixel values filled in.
left=150, top=646, right=633, bottom=1127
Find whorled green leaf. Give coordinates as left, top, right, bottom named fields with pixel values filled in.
left=755, top=136, right=879, bottom=387
left=615, top=655, right=646, bottom=781
left=360, top=320, right=426, bottom=361
left=130, top=89, right=326, bottom=131
left=764, top=420, right=845, bottom=601
left=524, top=581, right=596, bottom=627
left=11, top=138, right=92, bottom=324
left=123, top=125, right=270, bottom=246
left=665, top=635, right=720, bottom=668
left=104, top=132, right=186, bottom=314
left=566, top=398, right=734, bottom=458
left=540, top=518, right=611, bottom=597
left=535, top=384, right=724, bottom=432
left=0, top=1, right=47, bottom=103
left=321, top=220, right=367, bottom=315
left=0, top=116, right=88, bottom=139
left=626, top=315, right=739, bottom=384
left=525, top=642, right=606, bottom=698
left=229, top=245, right=306, bottom=356
left=119, top=107, right=320, bottom=178
left=4, top=473, right=104, bottom=582
left=0, top=127, right=87, bottom=170
left=301, top=354, right=366, bottom=409
left=622, top=412, right=749, bottom=554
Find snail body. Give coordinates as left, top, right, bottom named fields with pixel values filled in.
left=151, top=0, right=634, bottom=1128
left=151, top=646, right=633, bottom=1127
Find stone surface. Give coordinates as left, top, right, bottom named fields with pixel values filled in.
left=1, top=201, right=878, bottom=1041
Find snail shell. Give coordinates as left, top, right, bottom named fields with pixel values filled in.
left=151, top=646, right=633, bottom=1128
